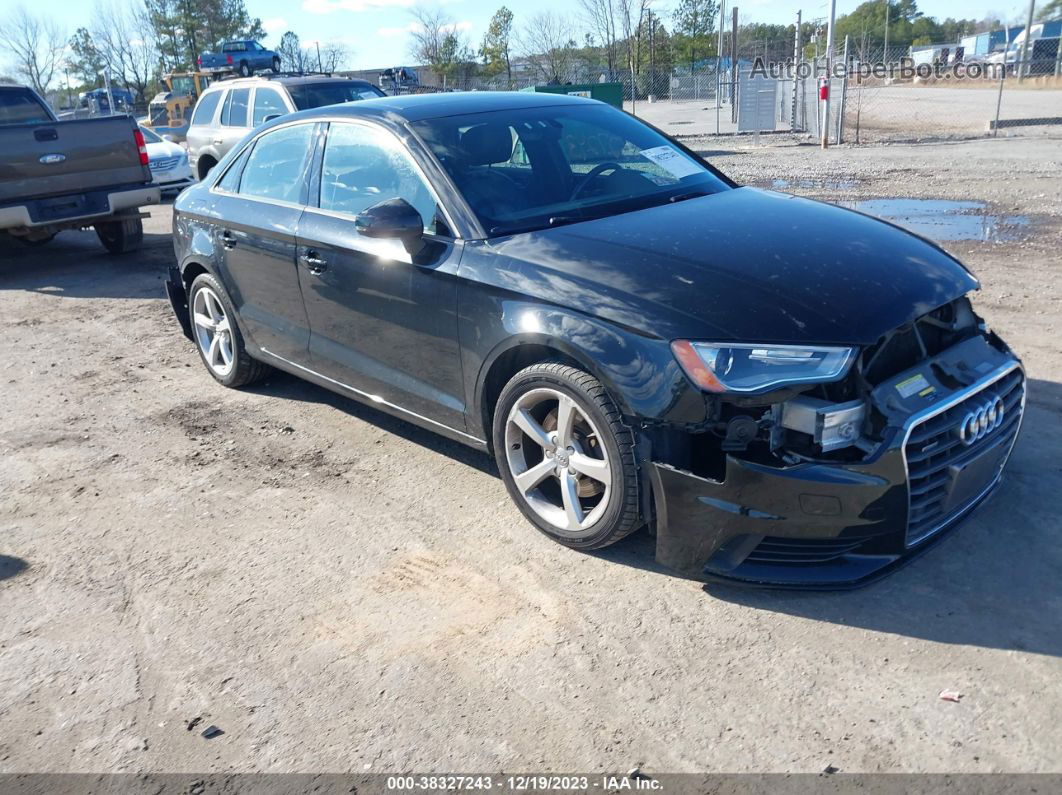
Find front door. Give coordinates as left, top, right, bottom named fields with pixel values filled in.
left=211, top=122, right=317, bottom=360
left=295, top=120, right=467, bottom=433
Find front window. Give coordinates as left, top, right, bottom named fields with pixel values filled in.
left=286, top=81, right=386, bottom=111
left=411, top=104, right=730, bottom=236
left=318, top=122, right=441, bottom=234
left=170, top=76, right=195, bottom=96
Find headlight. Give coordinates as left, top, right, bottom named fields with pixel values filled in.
left=671, top=340, right=855, bottom=394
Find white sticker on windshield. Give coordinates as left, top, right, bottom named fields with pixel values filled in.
left=639, top=146, right=702, bottom=179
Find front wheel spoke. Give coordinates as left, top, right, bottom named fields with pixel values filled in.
left=555, top=394, right=576, bottom=447
left=207, top=335, right=221, bottom=366
left=560, top=472, right=585, bottom=530
left=513, top=408, right=553, bottom=449
left=206, top=293, right=223, bottom=323
left=514, top=457, right=555, bottom=494
left=193, top=312, right=215, bottom=331
left=218, top=337, right=233, bottom=365
left=569, top=453, right=610, bottom=484
left=215, top=317, right=230, bottom=334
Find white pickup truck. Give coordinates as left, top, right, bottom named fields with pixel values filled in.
left=0, top=84, right=160, bottom=253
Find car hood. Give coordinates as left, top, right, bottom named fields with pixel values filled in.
left=483, top=187, right=979, bottom=345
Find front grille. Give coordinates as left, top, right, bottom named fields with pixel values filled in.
left=903, top=367, right=1024, bottom=545
left=745, top=535, right=872, bottom=566
left=150, top=156, right=182, bottom=171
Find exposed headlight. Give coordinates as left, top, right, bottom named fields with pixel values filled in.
left=671, top=341, right=855, bottom=394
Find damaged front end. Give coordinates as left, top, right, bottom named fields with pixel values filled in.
left=645, top=297, right=1026, bottom=588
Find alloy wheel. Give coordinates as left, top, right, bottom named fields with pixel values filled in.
left=504, top=388, right=612, bottom=538
left=192, top=286, right=235, bottom=377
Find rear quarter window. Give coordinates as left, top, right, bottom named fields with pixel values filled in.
left=190, top=90, right=222, bottom=126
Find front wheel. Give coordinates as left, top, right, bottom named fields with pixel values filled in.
left=188, top=272, right=269, bottom=387
left=493, top=362, right=641, bottom=550
left=271, top=56, right=281, bottom=73
left=95, top=217, right=143, bottom=254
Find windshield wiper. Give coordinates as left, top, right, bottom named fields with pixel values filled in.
left=668, top=190, right=711, bottom=203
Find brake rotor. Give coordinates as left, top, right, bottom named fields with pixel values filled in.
left=542, top=408, right=604, bottom=498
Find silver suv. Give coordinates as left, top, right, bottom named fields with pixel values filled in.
left=186, top=74, right=385, bottom=180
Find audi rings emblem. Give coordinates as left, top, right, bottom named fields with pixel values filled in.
left=957, top=396, right=1005, bottom=446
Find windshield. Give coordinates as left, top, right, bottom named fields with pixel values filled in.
left=287, top=82, right=386, bottom=110
left=411, top=103, right=730, bottom=236
left=170, top=76, right=196, bottom=96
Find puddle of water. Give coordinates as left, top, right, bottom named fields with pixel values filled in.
left=840, top=198, right=1030, bottom=242
left=771, top=177, right=860, bottom=190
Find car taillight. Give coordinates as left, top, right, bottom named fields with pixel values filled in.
left=226, top=54, right=233, bottom=64
left=133, top=128, right=149, bottom=166
left=197, top=56, right=202, bottom=67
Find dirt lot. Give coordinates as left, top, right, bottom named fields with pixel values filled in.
left=1, top=135, right=1061, bottom=774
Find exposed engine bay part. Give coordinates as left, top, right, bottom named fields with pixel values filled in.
left=779, top=396, right=867, bottom=453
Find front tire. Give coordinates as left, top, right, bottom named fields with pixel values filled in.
left=95, top=217, right=143, bottom=254
left=188, top=272, right=269, bottom=387
left=493, top=362, right=641, bottom=550
left=271, top=56, right=281, bottom=73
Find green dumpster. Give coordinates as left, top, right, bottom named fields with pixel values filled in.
left=521, top=82, right=623, bottom=109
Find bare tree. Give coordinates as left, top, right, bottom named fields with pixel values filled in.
left=409, top=7, right=454, bottom=68
left=519, top=12, right=577, bottom=84
left=579, top=0, right=619, bottom=72
left=0, top=5, right=66, bottom=93
left=618, top=0, right=652, bottom=111
left=317, top=41, right=350, bottom=72
left=277, top=31, right=307, bottom=73
left=90, top=1, right=157, bottom=104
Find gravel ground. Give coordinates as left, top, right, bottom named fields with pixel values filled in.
left=1, top=134, right=1060, bottom=774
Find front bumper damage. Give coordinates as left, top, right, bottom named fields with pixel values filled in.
left=647, top=348, right=1025, bottom=589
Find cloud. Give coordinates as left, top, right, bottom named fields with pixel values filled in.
left=303, top=0, right=415, bottom=13
left=263, top=17, right=288, bottom=34
left=377, top=19, right=472, bottom=38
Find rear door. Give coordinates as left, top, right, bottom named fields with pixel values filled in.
left=208, top=121, right=318, bottom=360
left=214, top=87, right=251, bottom=159
left=295, top=120, right=467, bottom=431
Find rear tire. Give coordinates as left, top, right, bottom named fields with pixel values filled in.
left=95, top=217, right=143, bottom=254
left=187, top=272, right=270, bottom=388
left=493, top=362, right=641, bottom=550
left=239, top=61, right=251, bottom=77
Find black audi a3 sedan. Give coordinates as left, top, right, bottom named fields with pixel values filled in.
left=165, top=91, right=1024, bottom=588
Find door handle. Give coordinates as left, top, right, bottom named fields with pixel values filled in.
left=212, top=139, right=223, bottom=145
left=220, top=230, right=237, bottom=249
left=301, top=249, right=327, bottom=275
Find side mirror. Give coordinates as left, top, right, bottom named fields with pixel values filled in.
left=355, top=198, right=424, bottom=253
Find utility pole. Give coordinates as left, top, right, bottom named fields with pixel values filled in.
left=821, top=0, right=837, bottom=148
left=730, top=6, right=739, bottom=124
left=1018, top=0, right=1035, bottom=82
left=102, top=71, right=115, bottom=116
left=316, top=40, right=323, bottom=73
left=884, top=1, right=890, bottom=62
left=716, top=0, right=726, bottom=110
left=791, top=10, right=802, bottom=130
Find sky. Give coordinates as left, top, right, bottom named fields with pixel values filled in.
left=2, top=0, right=1037, bottom=71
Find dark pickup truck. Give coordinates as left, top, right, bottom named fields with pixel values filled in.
left=0, top=84, right=160, bottom=253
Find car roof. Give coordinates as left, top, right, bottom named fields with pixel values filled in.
left=280, top=90, right=600, bottom=123
left=203, top=75, right=377, bottom=92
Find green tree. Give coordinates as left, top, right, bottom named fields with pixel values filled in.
left=67, top=27, right=104, bottom=86
left=1040, top=0, right=1062, bottom=19
left=144, top=0, right=265, bottom=71
left=672, top=0, right=717, bottom=73
left=480, top=6, right=514, bottom=83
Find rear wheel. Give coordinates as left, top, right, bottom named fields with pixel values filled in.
left=188, top=272, right=269, bottom=387
left=95, top=216, right=143, bottom=254
left=238, top=60, right=251, bottom=77
left=493, top=362, right=641, bottom=550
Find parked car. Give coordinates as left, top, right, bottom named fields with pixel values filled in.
left=0, top=84, right=159, bottom=252
left=164, top=92, right=1024, bottom=589
left=198, top=40, right=281, bottom=77
left=139, top=125, right=194, bottom=193
left=185, top=74, right=385, bottom=180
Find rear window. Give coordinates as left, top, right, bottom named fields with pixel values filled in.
left=0, top=88, right=52, bottom=125
left=190, top=90, right=222, bottom=126
left=286, top=82, right=385, bottom=111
